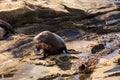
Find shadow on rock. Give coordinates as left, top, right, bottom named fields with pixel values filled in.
left=55, top=55, right=72, bottom=70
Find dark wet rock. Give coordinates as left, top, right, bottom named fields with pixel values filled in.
left=107, top=72, right=120, bottom=77
left=91, top=44, right=105, bottom=54
left=0, top=35, right=34, bottom=58
left=104, top=65, right=120, bottom=73
left=57, top=28, right=84, bottom=41
left=56, top=55, right=72, bottom=70
left=15, top=24, right=55, bottom=35
left=78, top=10, right=120, bottom=34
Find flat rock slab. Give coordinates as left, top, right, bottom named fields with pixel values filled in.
left=66, top=40, right=98, bottom=53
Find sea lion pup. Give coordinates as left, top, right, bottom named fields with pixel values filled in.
left=0, top=19, right=17, bottom=39
left=33, top=31, right=69, bottom=59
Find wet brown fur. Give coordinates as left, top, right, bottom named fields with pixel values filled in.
left=34, top=31, right=68, bottom=59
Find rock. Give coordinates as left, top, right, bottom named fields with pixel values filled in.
left=0, top=0, right=118, bottom=34
left=90, top=49, right=120, bottom=80
left=57, top=28, right=85, bottom=41
left=0, top=59, right=20, bottom=74
left=91, top=44, right=105, bottom=54
left=0, top=0, right=119, bottom=80
left=66, top=40, right=99, bottom=53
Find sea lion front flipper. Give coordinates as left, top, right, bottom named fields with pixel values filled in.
left=38, top=52, right=47, bottom=60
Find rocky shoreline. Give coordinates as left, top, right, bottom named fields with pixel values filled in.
left=0, top=0, right=120, bottom=80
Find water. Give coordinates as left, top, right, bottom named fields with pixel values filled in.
left=103, top=49, right=119, bottom=59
